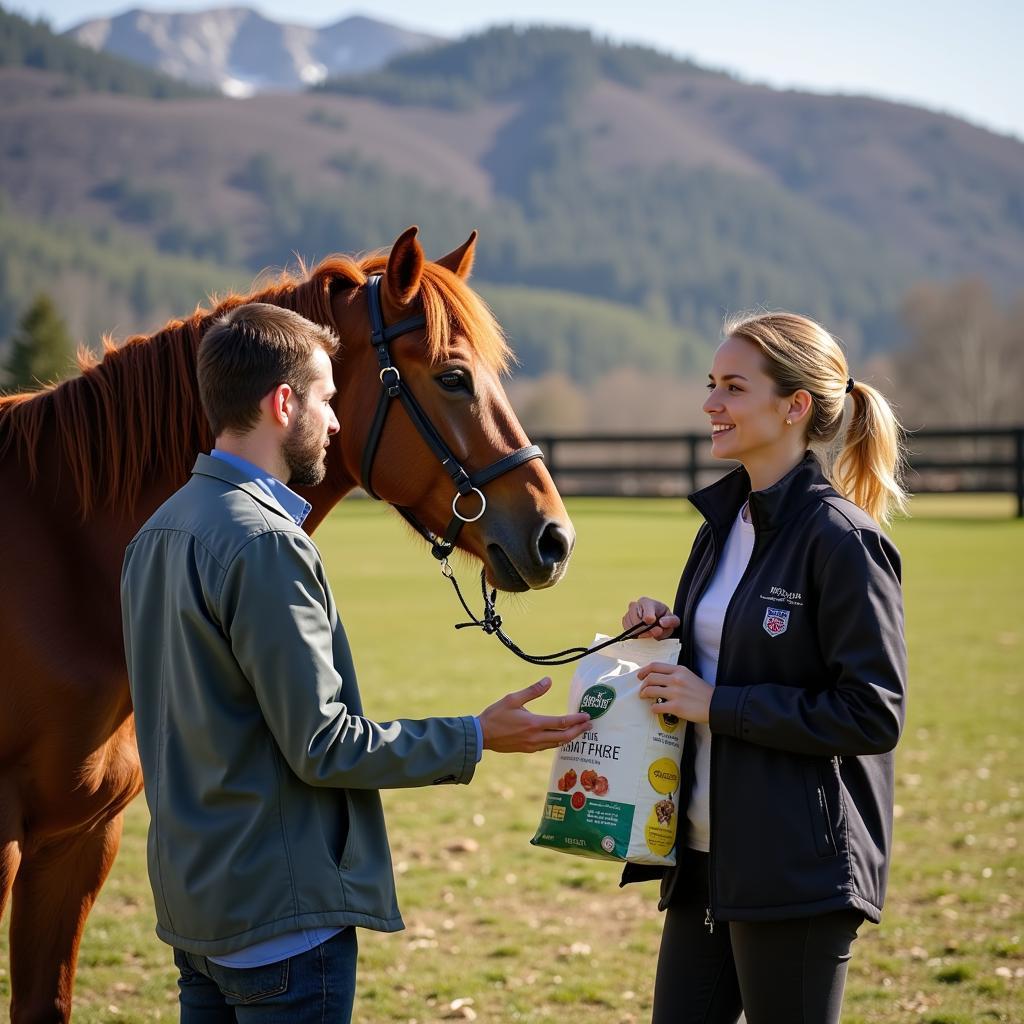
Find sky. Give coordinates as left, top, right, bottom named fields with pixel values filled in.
left=15, top=0, right=1024, bottom=139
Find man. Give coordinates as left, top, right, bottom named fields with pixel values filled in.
left=121, top=303, right=589, bottom=1021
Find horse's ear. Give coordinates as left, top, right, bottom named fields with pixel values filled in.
left=384, top=225, right=424, bottom=307
left=435, top=230, right=478, bottom=280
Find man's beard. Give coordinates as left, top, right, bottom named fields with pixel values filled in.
left=283, top=407, right=327, bottom=487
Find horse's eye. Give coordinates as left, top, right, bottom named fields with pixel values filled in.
left=438, top=371, right=467, bottom=391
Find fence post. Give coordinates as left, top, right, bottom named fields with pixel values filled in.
left=543, top=436, right=557, bottom=480
left=1016, top=429, right=1024, bottom=519
left=687, top=435, right=699, bottom=495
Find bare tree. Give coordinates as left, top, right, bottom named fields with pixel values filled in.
left=893, top=278, right=1023, bottom=429
left=507, top=372, right=589, bottom=434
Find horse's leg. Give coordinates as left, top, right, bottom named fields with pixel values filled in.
left=9, top=812, right=124, bottom=1024
left=1, top=776, right=25, bottom=1024
left=0, top=776, right=24, bottom=922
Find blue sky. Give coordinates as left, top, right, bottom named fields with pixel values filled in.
left=16, top=0, right=1023, bottom=138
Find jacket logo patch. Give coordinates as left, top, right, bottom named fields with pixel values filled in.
left=763, top=607, right=790, bottom=637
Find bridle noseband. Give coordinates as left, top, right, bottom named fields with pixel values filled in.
left=359, top=275, right=544, bottom=561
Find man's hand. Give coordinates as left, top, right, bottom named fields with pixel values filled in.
left=479, top=678, right=591, bottom=753
left=622, top=596, right=680, bottom=640
left=637, top=662, right=714, bottom=724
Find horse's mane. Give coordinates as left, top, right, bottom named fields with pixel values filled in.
left=0, top=250, right=509, bottom=517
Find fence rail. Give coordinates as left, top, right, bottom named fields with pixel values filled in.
left=529, top=426, right=1024, bottom=517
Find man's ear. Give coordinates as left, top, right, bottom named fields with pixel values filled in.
left=265, top=383, right=294, bottom=427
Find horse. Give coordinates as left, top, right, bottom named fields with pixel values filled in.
left=0, top=225, right=575, bottom=1022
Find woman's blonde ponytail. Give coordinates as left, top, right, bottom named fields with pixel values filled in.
left=831, top=380, right=910, bottom=525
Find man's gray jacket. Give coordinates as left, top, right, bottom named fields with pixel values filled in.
left=121, top=454, right=478, bottom=956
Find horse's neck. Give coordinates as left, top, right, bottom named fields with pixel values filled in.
left=89, top=476, right=196, bottom=567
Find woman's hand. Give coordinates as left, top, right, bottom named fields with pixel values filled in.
left=637, top=662, right=714, bottom=724
left=622, top=597, right=680, bottom=640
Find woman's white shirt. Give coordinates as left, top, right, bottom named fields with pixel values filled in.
left=686, top=503, right=756, bottom=852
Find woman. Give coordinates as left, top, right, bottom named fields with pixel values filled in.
left=620, top=312, right=908, bottom=1024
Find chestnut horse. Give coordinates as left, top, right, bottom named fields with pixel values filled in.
left=0, top=226, right=574, bottom=1021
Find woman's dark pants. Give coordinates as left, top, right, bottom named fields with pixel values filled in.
left=652, top=850, right=862, bottom=1024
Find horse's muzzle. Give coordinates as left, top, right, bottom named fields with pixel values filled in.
left=485, top=517, right=575, bottom=592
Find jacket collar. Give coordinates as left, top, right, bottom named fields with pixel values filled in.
left=689, top=450, right=835, bottom=539
left=191, top=452, right=297, bottom=525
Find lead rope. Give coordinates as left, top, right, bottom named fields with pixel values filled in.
left=440, top=561, right=660, bottom=666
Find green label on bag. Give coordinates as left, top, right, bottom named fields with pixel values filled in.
left=578, top=684, right=616, bottom=720
left=531, top=792, right=634, bottom=861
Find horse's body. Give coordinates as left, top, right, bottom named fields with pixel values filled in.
left=0, top=228, right=573, bottom=1021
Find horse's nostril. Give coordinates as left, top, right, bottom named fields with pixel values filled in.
left=535, top=522, right=573, bottom=568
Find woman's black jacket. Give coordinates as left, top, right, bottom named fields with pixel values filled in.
left=621, top=450, right=907, bottom=924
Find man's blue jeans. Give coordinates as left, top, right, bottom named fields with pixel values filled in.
left=172, top=928, right=357, bottom=1022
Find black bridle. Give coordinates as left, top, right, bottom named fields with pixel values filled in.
left=359, top=275, right=544, bottom=561
left=358, top=274, right=657, bottom=666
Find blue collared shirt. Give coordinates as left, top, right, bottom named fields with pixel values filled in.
left=210, top=449, right=311, bottom=526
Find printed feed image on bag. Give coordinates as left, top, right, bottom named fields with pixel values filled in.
left=531, top=636, right=683, bottom=866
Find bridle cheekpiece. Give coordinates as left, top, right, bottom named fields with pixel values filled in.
left=358, top=274, right=543, bottom=561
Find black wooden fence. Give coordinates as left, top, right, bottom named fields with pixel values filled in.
left=529, top=426, right=1024, bottom=517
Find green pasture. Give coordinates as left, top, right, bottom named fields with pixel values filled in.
left=2, top=494, right=1021, bottom=1023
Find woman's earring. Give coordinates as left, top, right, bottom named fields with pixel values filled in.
left=785, top=418, right=792, bottom=426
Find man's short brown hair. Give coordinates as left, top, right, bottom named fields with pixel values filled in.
left=197, top=303, right=339, bottom=437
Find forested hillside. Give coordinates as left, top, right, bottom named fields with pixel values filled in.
left=2, top=21, right=1021, bottom=378
left=0, top=5, right=209, bottom=97
left=0, top=203, right=244, bottom=348
left=0, top=199, right=705, bottom=387
left=320, top=25, right=700, bottom=108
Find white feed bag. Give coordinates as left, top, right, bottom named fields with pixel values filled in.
left=531, top=635, right=683, bottom=865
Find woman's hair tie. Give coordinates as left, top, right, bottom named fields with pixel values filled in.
left=845, top=376, right=855, bottom=394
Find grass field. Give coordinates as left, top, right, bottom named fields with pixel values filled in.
left=2, top=494, right=1021, bottom=1023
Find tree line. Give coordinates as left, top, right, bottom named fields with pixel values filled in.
left=6, top=278, right=1020, bottom=435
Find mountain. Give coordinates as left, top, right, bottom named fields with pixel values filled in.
left=319, top=26, right=1024, bottom=296
left=66, top=6, right=442, bottom=96
left=1, top=24, right=1021, bottom=370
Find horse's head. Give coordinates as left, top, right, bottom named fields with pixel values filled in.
left=325, top=226, right=574, bottom=592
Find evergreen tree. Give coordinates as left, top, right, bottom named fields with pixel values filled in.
left=3, top=293, right=75, bottom=391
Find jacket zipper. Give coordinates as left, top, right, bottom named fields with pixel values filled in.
left=702, top=507, right=765, bottom=933
left=816, top=781, right=835, bottom=852
left=681, top=529, right=728, bottom=934
left=820, top=755, right=843, bottom=853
